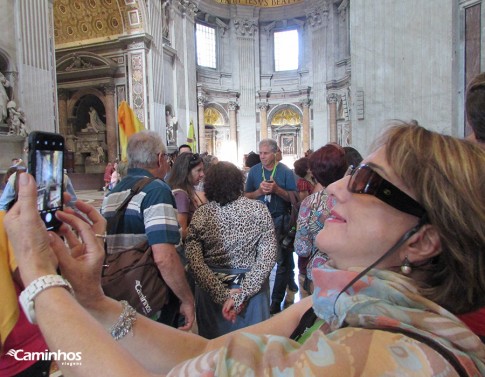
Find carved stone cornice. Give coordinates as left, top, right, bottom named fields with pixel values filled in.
left=326, top=93, right=338, bottom=104
left=305, top=1, right=330, bottom=29
left=233, top=18, right=258, bottom=37
left=228, top=101, right=239, bottom=111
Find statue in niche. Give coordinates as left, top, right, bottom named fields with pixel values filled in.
left=166, top=110, right=177, bottom=146
left=0, top=71, right=11, bottom=123
left=85, top=144, right=105, bottom=165
left=7, top=101, right=29, bottom=136
left=82, top=107, right=106, bottom=133
left=162, top=2, right=170, bottom=39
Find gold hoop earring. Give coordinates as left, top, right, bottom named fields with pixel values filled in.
left=401, top=256, right=412, bottom=275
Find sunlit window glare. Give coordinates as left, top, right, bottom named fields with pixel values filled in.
left=274, top=29, right=298, bottom=71
left=196, top=23, right=216, bottom=69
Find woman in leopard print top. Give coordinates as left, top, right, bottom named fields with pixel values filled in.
left=186, top=162, right=277, bottom=339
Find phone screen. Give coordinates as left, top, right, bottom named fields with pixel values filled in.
left=28, top=132, right=64, bottom=230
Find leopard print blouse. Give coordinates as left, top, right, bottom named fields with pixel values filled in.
left=185, top=196, right=277, bottom=311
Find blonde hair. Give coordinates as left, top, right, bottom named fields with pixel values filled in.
left=375, top=122, right=485, bottom=314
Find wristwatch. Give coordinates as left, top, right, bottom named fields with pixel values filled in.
left=19, top=274, right=74, bottom=324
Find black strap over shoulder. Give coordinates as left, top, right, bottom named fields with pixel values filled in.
left=107, top=177, right=156, bottom=235
left=290, top=308, right=470, bottom=377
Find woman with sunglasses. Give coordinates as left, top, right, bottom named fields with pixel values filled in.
left=4, top=122, right=485, bottom=376
left=167, top=152, right=206, bottom=242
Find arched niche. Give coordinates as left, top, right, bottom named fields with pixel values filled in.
left=268, top=104, right=302, bottom=158
left=204, top=103, right=228, bottom=156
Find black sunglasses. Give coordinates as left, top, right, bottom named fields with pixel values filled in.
left=188, top=153, right=201, bottom=167
left=346, top=164, right=427, bottom=218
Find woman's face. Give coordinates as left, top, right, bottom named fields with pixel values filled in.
left=189, top=162, right=205, bottom=185
left=316, top=146, right=420, bottom=270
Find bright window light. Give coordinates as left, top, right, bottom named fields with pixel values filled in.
left=196, top=23, right=216, bottom=69
left=274, top=29, right=299, bottom=71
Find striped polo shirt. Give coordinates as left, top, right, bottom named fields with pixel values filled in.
left=101, top=168, right=181, bottom=254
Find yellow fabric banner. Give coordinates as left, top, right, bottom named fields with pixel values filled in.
left=187, top=120, right=197, bottom=152
left=118, top=101, right=145, bottom=161
left=0, top=211, right=19, bottom=350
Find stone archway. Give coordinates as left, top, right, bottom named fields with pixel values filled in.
left=268, top=104, right=302, bottom=165
left=64, top=90, right=108, bottom=173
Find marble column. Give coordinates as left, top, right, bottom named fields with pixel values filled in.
left=57, top=89, right=68, bottom=136
left=228, top=101, right=238, bottom=162
left=301, top=99, right=312, bottom=152
left=327, top=94, right=338, bottom=143
left=104, top=85, right=117, bottom=162
left=258, top=102, right=269, bottom=140
left=228, top=101, right=238, bottom=143
left=197, top=96, right=206, bottom=153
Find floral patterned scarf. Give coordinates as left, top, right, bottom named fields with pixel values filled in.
left=312, top=265, right=485, bottom=374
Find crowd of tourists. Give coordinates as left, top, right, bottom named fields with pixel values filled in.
left=1, top=73, right=485, bottom=376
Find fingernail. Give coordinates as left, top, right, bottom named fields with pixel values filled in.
left=19, top=173, right=29, bottom=186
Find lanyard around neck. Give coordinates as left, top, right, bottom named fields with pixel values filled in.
left=262, top=162, right=278, bottom=181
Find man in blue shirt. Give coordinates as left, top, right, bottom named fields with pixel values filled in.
left=245, top=138, right=297, bottom=314
left=102, top=131, right=194, bottom=329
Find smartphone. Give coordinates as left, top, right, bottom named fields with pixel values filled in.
left=28, top=131, right=65, bottom=231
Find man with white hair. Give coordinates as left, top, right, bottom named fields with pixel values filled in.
left=102, top=131, right=195, bottom=329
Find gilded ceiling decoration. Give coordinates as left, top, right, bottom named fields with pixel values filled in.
left=53, top=0, right=144, bottom=46
left=213, top=0, right=303, bottom=7
left=271, top=108, right=301, bottom=126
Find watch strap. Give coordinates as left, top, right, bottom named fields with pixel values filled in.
left=19, top=274, right=74, bottom=324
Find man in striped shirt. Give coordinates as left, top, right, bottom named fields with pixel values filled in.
left=101, top=131, right=194, bottom=330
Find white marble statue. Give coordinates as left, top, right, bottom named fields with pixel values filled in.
left=0, top=71, right=11, bottom=123
left=82, top=107, right=106, bottom=133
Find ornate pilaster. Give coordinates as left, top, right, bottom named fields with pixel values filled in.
left=228, top=101, right=239, bottom=161
left=57, top=89, right=68, bottom=136
left=301, top=99, right=312, bottom=152
left=104, top=85, right=117, bottom=163
left=197, top=95, right=207, bottom=153
left=327, top=93, right=338, bottom=143
left=258, top=102, right=270, bottom=140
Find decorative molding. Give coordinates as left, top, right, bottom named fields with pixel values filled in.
left=234, top=18, right=258, bottom=37
left=228, top=101, right=238, bottom=111
left=103, top=85, right=116, bottom=96
left=355, top=89, right=364, bottom=120
left=258, top=102, right=270, bottom=111
left=301, top=99, right=313, bottom=108
left=326, top=93, right=338, bottom=104
left=197, top=95, right=208, bottom=106
left=305, top=2, right=330, bottom=29
left=130, top=53, right=145, bottom=123
left=177, top=0, right=198, bottom=20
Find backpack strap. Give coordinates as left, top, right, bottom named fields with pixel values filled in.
left=107, top=177, right=156, bottom=235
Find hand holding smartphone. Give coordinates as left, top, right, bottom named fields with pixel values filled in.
left=28, top=131, right=65, bottom=231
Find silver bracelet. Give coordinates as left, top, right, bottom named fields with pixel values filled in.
left=109, top=300, right=137, bottom=341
